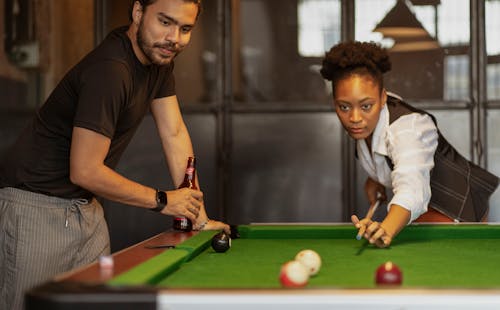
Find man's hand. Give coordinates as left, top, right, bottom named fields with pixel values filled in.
left=161, top=188, right=202, bottom=222
left=184, top=195, right=231, bottom=235
left=197, top=219, right=231, bottom=235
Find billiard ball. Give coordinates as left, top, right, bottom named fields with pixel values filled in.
left=211, top=232, right=231, bottom=253
left=375, top=261, right=403, bottom=285
left=279, top=260, right=309, bottom=288
left=295, top=249, right=321, bottom=276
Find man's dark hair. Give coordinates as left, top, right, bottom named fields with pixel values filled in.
left=320, top=41, right=391, bottom=93
left=129, top=0, right=202, bottom=22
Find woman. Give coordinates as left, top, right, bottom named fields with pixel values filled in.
left=320, top=41, right=498, bottom=248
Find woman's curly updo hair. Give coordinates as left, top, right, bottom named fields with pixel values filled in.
left=320, top=41, right=391, bottom=93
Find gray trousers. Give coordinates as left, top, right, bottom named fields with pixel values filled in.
left=0, top=187, right=110, bottom=310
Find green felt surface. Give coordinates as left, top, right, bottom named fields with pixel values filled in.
left=109, top=231, right=215, bottom=285
left=108, top=224, right=500, bottom=289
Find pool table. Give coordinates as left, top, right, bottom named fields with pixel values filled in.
left=26, top=223, right=500, bottom=309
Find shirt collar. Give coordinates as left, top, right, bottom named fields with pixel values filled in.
left=371, top=103, right=389, bottom=157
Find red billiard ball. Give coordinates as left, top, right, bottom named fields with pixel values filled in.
left=211, top=232, right=231, bottom=253
left=279, top=260, right=309, bottom=288
left=375, top=261, right=403, bottom=286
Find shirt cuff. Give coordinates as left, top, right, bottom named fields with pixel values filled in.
left=388, top=196, right=428, bottom=223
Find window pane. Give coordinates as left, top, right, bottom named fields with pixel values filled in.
left=355, top=0, right=395, bottom=42
left=355, top=0, right=470, bottom=101
left=234, top=0, right=340, bottom=104
left=437, top=0, right=469, bottom=46
left=486, top=0, right=500, bottom=55
left=487, top=111, right=500, bottom=221
left=487, top=64, right=500, bottom=100
left=486, top=0, right=500, bottom=100
left=298, top=0, right=341, bottom=57
left=444, top=55, right=469, bottom=100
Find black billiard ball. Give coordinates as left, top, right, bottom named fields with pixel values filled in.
left=375, top=261, right=402, bottom=285
left=211, top=232, right=231, bottom=253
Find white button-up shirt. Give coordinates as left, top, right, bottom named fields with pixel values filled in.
left=356, top=103, right=439, bottom=222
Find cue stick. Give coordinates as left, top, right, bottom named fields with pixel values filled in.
left=144, top=244, right=176, bottom=249
left=365, top=195, right=382, bottom=220
left=356, top=193, right=383, bottom=240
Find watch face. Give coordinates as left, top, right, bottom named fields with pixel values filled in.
left=157, top=190, right=167, bottom=205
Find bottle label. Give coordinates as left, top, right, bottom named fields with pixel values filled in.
left=174, top=217, right=192, bottom=231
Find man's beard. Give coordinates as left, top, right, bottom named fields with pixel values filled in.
left=136, top=20, right=180, bottom=66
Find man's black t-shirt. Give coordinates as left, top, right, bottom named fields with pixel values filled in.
left=0, top=26, right=175, bottom=199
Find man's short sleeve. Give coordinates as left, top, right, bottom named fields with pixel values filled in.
left=154, top=62, right=176, bottom=99
left=73, top=60, right=130, bottom=138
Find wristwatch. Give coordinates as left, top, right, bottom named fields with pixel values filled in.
left=151, top=189, right=168, bottom=212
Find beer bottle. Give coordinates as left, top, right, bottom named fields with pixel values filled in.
left=173, top=157, right=197, bottom=231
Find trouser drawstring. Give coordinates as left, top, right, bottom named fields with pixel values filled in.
left=65, top=198, right=89, bottom=228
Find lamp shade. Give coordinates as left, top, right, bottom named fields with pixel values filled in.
left=373, top=0, right=428, bottom=37
left=390, top=37, right=440, bottom=52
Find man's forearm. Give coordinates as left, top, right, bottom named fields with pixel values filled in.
left=160, top=124, right=195, bottom=188
left=71, top=162, right=157, bottom=209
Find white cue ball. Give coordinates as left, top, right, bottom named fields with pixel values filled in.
left=295, top=249, right=322, bottom=276
left=279, top=260, right=310, bottom=287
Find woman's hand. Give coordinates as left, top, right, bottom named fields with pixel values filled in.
left=351, top=215, right=392, bottom=248
left=363, top=220, right=393, bottom=247
left=365, top=177, right=387, bottom=206
left=352, top=204, right=411, bottom=248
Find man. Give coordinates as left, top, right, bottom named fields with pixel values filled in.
left=0, top=1, right=228, bottom=309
